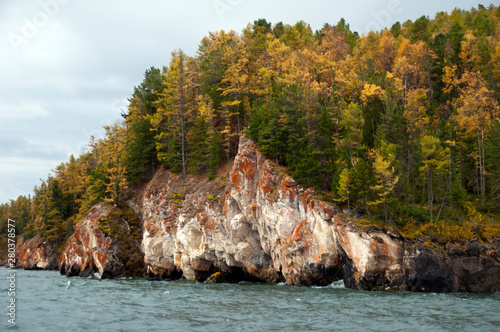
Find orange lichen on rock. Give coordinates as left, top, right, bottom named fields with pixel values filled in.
left=242, top=156, right=257, bottom=180
left=14, top=135, right=497, bottom=292
left=59, top=203, right=144, bottom=278
left=198, top=213, right=216, bottom=233
left=230, top=169, right=242, bottom=191
left=280, top=177, right=298, bottom=202
left=291, top=220, right=312, bottom=247
left=16, top=235, right=58, bottom=270
left=369, top=235, right=404, bottom=259
left=259, top=168, right=275, bottom=196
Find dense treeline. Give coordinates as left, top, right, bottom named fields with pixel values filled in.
left=2, top=5, right=500, bottom=245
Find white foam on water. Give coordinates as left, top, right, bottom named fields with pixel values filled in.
left=328, top=280, right=345, bottom=289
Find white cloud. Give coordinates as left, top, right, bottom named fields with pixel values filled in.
left=0, top=102, right=49, bottom=121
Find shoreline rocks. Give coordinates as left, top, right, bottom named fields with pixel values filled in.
left=11, top=137, right=500, bottom=293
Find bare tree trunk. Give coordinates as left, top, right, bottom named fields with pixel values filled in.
left=429, top=165, right=434, bottom=221
left=115, top=144, right=119, bottom=205
left=363, top=195, right=371, bottom=218
left=179, top=54, right=187, bottom=180
left=384, top=198, right=388, bottom=223
left=477, top=134, right=482, bottom=197
left=481, top=126, right=486, bottom=197
left=410, top=132, right=415, bottom=204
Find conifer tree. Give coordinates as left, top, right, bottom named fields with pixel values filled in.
left=103, top=124, right=128, bottom=206
left=370, top=141, right=399, bottom=223
left=419, top=135, right=450, bottom=220
left=152, top=50, right=191, bottom=178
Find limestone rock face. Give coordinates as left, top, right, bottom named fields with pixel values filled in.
left=16, top=235, right=58, bottom=270
left=131, top=137, right=499, bottom=292
left=131, top=138, right=403, bottom=286
left=223, top=138, right=346, bottom=285
left=59, top=203, right=143, bottom=278
left=339, top=226, right=406, bottom=290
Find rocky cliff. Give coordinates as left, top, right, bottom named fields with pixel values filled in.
left=129, top=137, right=500, bottom=291
left=59, top=203, right=144, bottom=278
left=13, top=137, right=500, bottom=292
left=16, top=235, right=59, bottom=270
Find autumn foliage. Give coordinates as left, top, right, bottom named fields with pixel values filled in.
left=1, top=5, right=500, bottom=246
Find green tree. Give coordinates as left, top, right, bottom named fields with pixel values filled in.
left=419, top=135, right=450, bottom=221
left=485, top=121, right=500, bottom=204
left=336, top=167, right=352, bottom=210
left=152, top=50, right=191, bottom=178
left=338, top=102, right=364, bottom=161
left=188, top=114, right=210, bottom=174
left=102, top=124, right=128, bottom=206
left=370, top=141, right=399, bottom=223
left=124, top=67, right=163, bottom=183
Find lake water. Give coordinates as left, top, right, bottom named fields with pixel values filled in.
left=1, top=268, right=500, bottom=331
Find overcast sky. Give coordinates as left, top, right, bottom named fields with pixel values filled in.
left=0, top=0, right=486, bottom=203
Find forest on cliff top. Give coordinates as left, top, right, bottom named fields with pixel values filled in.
left=1, top=5, right=500, bottom=247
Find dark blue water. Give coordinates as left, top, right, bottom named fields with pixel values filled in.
left=1, top=268, right=499, bottom=331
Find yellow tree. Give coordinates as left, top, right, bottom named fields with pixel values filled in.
left=393, top=36, right=429, bottom=100
left=452, top=70, right=499, bottom=196
left=152, top=50, right=191, bottom=179
left=378, top=29, right=396, bottom=72
left=219, top=33, right=248, bottom=137
left=419, top=135, right=450, bottom=221
left=242, top=21, right=275, bottom=100
left=334, top=48, right=365, bottom=103
left=317, top=24, right=350, bottom=92
left=361, top=83, right=384, bottom=105
left=254, top=38, right=290, bottom=100
left=335, top=103, right=364, bottom=211
left=319, top=23, right=349, bottom=64
left=357, top=31, right=381, bottom=70
left=492, top=43, right=500, bottom=100
left=335, top=167, right=352, bottom=210
left=404, top=88, right=429, bottom=201
left=102, top=123, right=128, bottom=206
left=197, top=30, right=228, bottom=104
left=369, top=141, right=399, bottom=223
